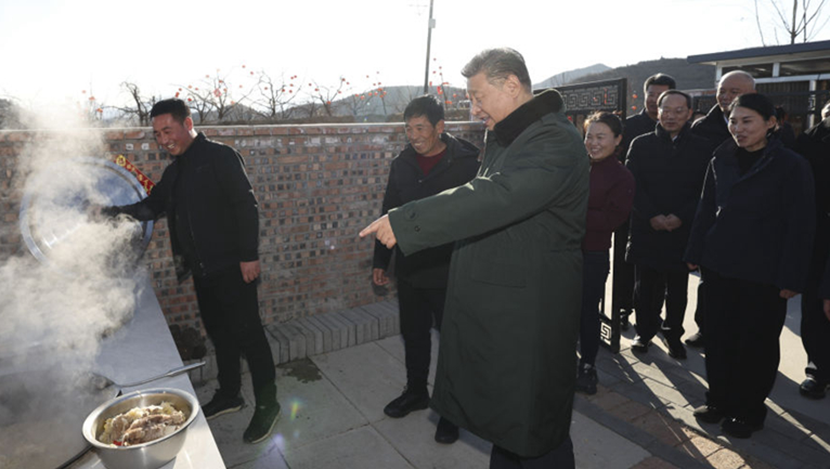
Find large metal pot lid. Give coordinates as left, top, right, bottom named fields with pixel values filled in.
left=18, top=157, right=153, bottom=266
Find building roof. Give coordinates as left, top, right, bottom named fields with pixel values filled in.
left=688, top=40, right=830, bottom=64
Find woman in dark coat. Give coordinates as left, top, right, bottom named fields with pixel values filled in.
left=576, top=112, right=635, bottom=394
left=685, top=93, right=815, bottom=438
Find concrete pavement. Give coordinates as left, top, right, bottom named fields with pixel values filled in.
left=187, top=272, right=830, bottom=468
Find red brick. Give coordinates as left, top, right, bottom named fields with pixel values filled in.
left=0, top=123, right=485, bottom=331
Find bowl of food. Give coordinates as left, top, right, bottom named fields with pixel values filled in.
left=82, top=388, right=200, bottom=469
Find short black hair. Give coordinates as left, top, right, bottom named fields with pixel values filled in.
left=461, top=48, right=532, bottom=93
left=657, top=90, right=692, bottom=109
left=644, top=73, right=677, bottom=94
left=584, top=111, right=624, bottom=138
left=403, top=95, right=445, bottom=127
left=729, top=93, right=776, bottom=121
left=150, top=98, right=191, bottom=124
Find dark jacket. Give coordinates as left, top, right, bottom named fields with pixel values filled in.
left=797, top=118, right=830, bottom=288
left=821, top=254, right=830, bottom=299
left=372, top=133, right=480, bottom=288
left=691, top=104, right=731, bottom=148
left=625, top=123, right=711, bottom=272
left=110, top=133, right=258, bottom=280
left=621, top=109, right=657, bottom=156
left=390, top=89, right=589, bottom=457
left=685, top=137, right=815, bottom=292
left=583, top=156, right=635, bottom=251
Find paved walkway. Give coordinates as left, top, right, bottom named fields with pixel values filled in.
left=188, top=275, right=830, bottom=468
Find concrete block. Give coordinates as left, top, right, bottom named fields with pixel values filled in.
left=267, top=324, right=292, bottom=365
left=315, top=314, right=344, bottom=351
left=360, top=302, right=398, bottom=338
left=339, top=309, right=370, bottom=345
left=296, top=318, right=324, bottom=356
left=305, top=316, right=332, bottom=353
left=280, top=322, right=307, bottom=361
left=371, top=300, right=400, bottom=334
left=329, top=312, right=356, bottom=347
left=341, top=307, right=379, bottom=343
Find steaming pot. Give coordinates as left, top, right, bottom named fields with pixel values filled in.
left=18, top=156, right=153, bottom=266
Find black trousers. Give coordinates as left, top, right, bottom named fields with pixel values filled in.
left=633, top=265, right=689, bottom=341
left=194, top=267, right=276, bottom=405
left=489, top=437, right=575, bottom=469
left=397, top=279, right=446, bottom=392
left=801, top=283, right=830, bottom=383
left=702, top=268, right=787, bottom=425
left=611, top=224, right=635, bottom=313
left=579, top=251, right=610, bottom=366
left=692, top=278, right=706, bottom=335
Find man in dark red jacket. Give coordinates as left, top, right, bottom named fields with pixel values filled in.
left=373, top=95, right=480, bottom=444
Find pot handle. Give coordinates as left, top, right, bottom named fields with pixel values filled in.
left=119, top=362, right=206, bottom=388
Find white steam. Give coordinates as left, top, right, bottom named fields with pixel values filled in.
left=0, top=109, right=150, bottom=459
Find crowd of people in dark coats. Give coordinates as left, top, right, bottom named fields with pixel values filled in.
left=575, top=71, right=830, bottom=441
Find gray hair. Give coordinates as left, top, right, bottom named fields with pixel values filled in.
left=719, top=70, right=756, bottom=90
left=461, top=48, right=532, bottom=93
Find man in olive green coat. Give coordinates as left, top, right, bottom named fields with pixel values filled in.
left=361, top=48, right=588, bottom=467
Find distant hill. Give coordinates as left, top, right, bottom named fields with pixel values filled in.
left=534, top=64, right=612, bottom=89
left=562, top=58, right=716, bottom=110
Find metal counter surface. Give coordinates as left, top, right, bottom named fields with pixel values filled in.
left=68, top=276, right=224, bottom=469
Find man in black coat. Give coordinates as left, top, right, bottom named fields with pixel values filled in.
left=373, top=95, right=480, bottom=443
left=103, top=99, right=279, bottom=444
left=626, top=90, right=712, bottom=359
left=686, top=70, right=756, bottom=348
left=796, top=115, right=830, bottom=399
left=614, top=74, right=677, bottom=330
left=692, top=71, right=756, bottom=147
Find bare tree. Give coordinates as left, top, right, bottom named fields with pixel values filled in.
left=311, top=77, right=348, bottom=117
left=180, top=69, right=253, bottom=124
left=251, top=72, right=302, bottom=121
left=114, top=82, right=157, bottom=126
left=756, top=0, right=830, bottom=44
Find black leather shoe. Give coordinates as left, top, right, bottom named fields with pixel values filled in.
left=661, top=336, right=687, bottom=359
left=383, top=387, right=429, bottom=418
left=630, top=336, right=650, bottom=354
left=693, top=404, right=724, bottom=424
left=684, top=332, right=705, bottom=348
left=434, top=417, right=459, bottom=444
left=799, top=377, right=828, bottom=399
left=575, top=363, right=598, bottom=395
left=721, top=417, right=763, bottom=438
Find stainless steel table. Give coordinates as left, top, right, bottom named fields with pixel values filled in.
left=68, top=276, right=224, bottom=469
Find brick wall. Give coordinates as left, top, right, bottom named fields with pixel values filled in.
left=0, top=123, right=485, bottom=331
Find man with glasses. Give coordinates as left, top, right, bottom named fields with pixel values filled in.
left=625, top=90, right=712, bottom=359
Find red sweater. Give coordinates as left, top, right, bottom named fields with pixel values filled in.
left=582, top=156, right=635, bottom=251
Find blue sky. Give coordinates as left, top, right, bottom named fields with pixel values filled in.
left=1, top=0, right=827, bottom=110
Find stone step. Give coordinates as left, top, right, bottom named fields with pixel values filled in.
left=188, top=299, right=400, bottom=383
